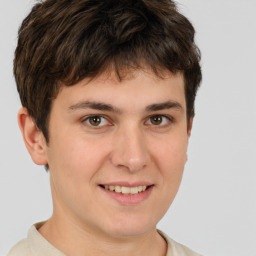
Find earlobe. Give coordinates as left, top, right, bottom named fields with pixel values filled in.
left=17, top=108, right=48, bottom=166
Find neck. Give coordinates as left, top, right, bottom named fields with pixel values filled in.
left=39, top=214, right=167, bottom=256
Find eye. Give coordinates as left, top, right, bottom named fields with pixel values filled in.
left=83, top=115, right=110, bottom=127
left=145, top=115, right=172, bottom=126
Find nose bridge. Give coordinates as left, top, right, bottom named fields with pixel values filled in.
left=111, top=123, right=150, bottom=172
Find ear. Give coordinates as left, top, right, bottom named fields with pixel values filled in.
left=185, top=117, right=194, bottom=163
left=17, top=108, right=48, bottom=166
left=187, top=117, right=193, bottom=138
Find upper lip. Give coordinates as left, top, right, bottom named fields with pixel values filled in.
left=99, top=181, right=154, bottom=187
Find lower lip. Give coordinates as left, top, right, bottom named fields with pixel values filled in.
left=99, top=186, right=154, bottom=205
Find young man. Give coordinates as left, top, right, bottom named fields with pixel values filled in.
left=8, top=0, right=202, bottom=255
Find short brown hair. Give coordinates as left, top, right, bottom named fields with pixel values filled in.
left=14, top=0, right=202, bottom=142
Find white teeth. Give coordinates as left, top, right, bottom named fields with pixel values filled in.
left=130, top=187, right=139, bottom=194
left=103, top=185, right=149, bottom=194
left=115, top=186, right=122, bottom=193
left=109, top=185, right=115, bottom=191
left=121, top=187, right=131, bottom=194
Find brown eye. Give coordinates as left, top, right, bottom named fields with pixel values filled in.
left=88, top=116, right=102, bottom=126
left=145, top=115, right=171, bottom=127
left=150, top=115, right=163, bottom=125
left=83, top=115, right=111, bottom=129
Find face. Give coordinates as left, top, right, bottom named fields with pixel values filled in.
left=44, top=70, right=191, bottom=238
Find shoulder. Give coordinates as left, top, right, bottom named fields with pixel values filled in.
left=167, top=238, right=203, bottom=256
left=158, top=230, right=203, bottom=256
left=7, top=239, right=31, bottom=256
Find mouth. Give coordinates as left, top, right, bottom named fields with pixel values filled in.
left=99, top=183, right=154, bottom=205
left=99, top=185, right=151, bottom=195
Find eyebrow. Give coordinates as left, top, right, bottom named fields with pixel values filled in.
left=68, top=100, right=183, bottom=113
left=68, top=101, right=121, bottom=113
left=145, top=101, right=183, bottom=112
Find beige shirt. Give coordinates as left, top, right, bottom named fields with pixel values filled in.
left=8, top=222, right=202, bottom=256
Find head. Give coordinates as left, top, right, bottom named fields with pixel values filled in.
left=15, top=0, right=202, bottom=240
left=14, top=0, right=201, bottom=144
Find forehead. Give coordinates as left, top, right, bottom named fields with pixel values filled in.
left=54, top=69, right=186, bottom=111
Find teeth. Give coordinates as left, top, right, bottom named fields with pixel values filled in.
left=115, top=186, right=122, bottom=193
left=103, top=185, right=148, bottom=194
left=109, top=185, right=115, bottom=191
left=130, top=187, right=139, bottom=194
left=121, top=187, right=131, bottom=194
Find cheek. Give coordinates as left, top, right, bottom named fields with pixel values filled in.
left=47, top=137, right=108, bottom=213
left=151, top=132, right=188, bottom=193
left=47, top=135, right=111, bottom=188
left=147, top=136, right=188, bottom=221
left=152, top=133, right=188, bottom=171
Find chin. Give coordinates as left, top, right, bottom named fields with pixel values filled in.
left=104, top=216, right=156, bottom=238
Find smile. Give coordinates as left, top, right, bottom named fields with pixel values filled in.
left=102, top=185, right=148, bottom=195
left=99, top=183, right=154, bottom=205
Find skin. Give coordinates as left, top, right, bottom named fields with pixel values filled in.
left=18, top=69, right=193, bottom=256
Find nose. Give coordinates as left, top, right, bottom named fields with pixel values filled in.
left=110, top=126, right=150, bottom=173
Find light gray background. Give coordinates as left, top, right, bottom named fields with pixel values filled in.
left=1, top=0, right=256, bottom=255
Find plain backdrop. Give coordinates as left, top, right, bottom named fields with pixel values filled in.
left=1, top=1, right=256, bottom=255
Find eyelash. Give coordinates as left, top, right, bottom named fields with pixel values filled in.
left=145, top=115, right=173, bottom=127
left=81, top=114, right=173, bottom=128
left=82, top=115, right=111, bottom=128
